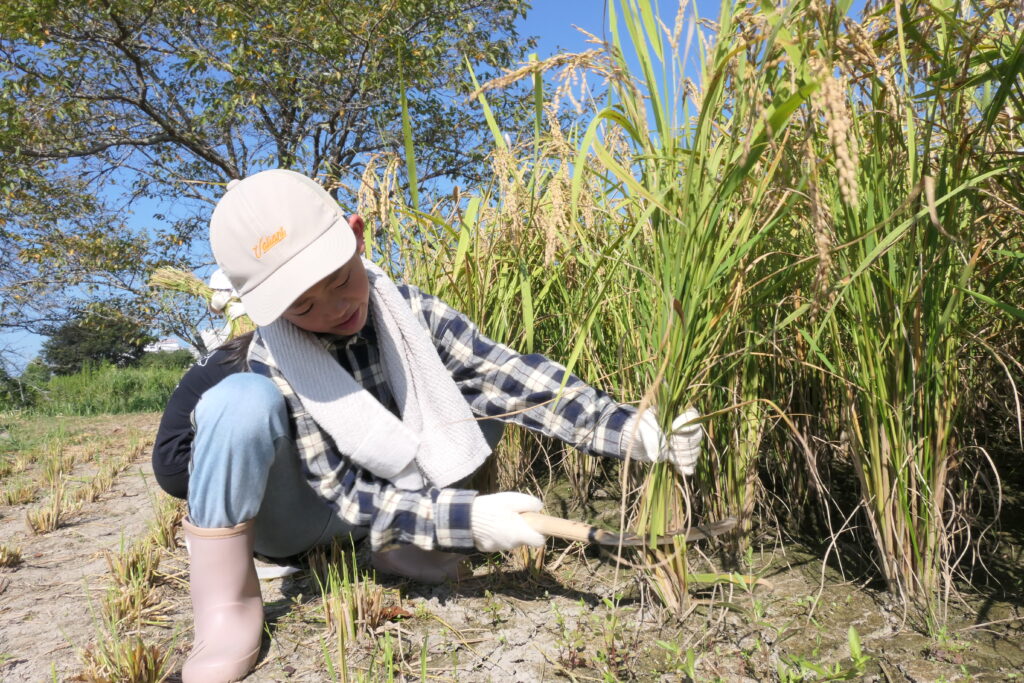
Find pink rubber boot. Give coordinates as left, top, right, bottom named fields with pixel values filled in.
left=182, top=518, right=264, bottom=682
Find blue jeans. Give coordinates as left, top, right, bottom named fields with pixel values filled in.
left=188, top=373, right=502, bottom=558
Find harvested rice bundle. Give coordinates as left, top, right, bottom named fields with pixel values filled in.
left=149, top=267, right=256, bottom=344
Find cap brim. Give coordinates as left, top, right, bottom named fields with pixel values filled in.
left=239, top=221, right=357, bottom=326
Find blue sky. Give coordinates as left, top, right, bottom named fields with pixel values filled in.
left=520, top=1, right=716, bottom=57
left=2, top=1, right=715, bottom=371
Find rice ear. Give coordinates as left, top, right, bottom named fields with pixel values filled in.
left=150, top=266, right=256, bottom=339
left=149, top=267, right=214, bottom=304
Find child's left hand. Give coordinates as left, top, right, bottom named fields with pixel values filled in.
left=629, top=407, right=704, bottom=476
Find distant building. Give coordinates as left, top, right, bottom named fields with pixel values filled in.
left=144, top=338, right=183, bottom=353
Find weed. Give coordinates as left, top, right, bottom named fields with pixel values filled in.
left=593, top=597, right=633, bottom=679
left=413, top=601, right=431, bottom=620
left=552, top=602, right=588, bottom=669
left=482, top=589, right=507, bottom=626
left=776, top=626, right=872, bottom=682
left=655, top=640, right=698, bottom=679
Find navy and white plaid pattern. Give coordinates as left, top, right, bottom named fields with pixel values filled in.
left=251, top=283, right=637, bottom=552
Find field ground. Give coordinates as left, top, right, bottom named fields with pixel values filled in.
left=0, top=414, right=1021, bottom=681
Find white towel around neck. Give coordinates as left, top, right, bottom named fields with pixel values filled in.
left=254, top=259, right=490, bottom=489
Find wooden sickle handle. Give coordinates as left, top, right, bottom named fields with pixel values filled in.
left=521, top=512, right=737, bottom=546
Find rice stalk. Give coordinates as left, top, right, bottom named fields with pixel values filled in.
left=76, top=631, right=171, bottom=683
left=146, top=493, right=184, bottom=551
left=25, top=480, right=76, bottom=534
left=72, top=465, right=117, bottom=504
left=310, top=541, right=390, bottom=643
left=2, top=479, right=37, bottom=506
left=101, top=541, right=169, bottom=628
left=332, top=0, right=1020, bottom=624
left=0, top=544, right=22, bottom=567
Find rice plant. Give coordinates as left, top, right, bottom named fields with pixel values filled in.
left=540, top=0, right=817, bottom=610
left=805, top=0, right=1024, bottom=615
left=376, top=0, right=1019, bottom=622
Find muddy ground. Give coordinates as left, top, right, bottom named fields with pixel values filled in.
left=0, top=413, right=1021, bottom=681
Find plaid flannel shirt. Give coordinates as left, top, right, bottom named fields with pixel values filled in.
left=250, top=283, right=638, bottom=552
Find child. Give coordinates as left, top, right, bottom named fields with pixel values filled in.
left=153, top=168, right=703, bottom=682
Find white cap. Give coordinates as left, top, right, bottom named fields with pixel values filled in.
left=209, top=169, right=356, bottom=326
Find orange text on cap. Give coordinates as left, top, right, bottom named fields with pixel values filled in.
left=252, top=227, right=287, bottom=259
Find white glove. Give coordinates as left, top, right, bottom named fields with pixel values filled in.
left=629, top=407, right=703, bottom=476
left=471, top=492, right=546, bottom=552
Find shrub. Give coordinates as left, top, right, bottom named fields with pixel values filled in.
left=33, top=363, right=184, bottom=415
left=137, top=350, right=195, bottom=371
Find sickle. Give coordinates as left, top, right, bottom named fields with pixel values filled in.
left=521, top=512, right=737, bottom=546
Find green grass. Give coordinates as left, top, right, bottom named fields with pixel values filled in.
left=29, top=363, right=184, bottom=416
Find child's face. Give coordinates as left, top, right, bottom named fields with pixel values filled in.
left=280, top=215, right=369, bottom=336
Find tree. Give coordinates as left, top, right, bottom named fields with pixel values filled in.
left=0, top=0, right=534, bottom=361
left=20, top=357, right=50, bottom=386
left=0, top=364, right=35, bottom=409
left=40, top=307, right=155, bottom=375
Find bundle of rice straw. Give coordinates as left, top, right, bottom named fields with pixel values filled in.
left=149, top=267, right=256, bottom=342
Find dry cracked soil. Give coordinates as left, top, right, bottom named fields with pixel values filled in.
left=1, top=413, right=1022, bottom=681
